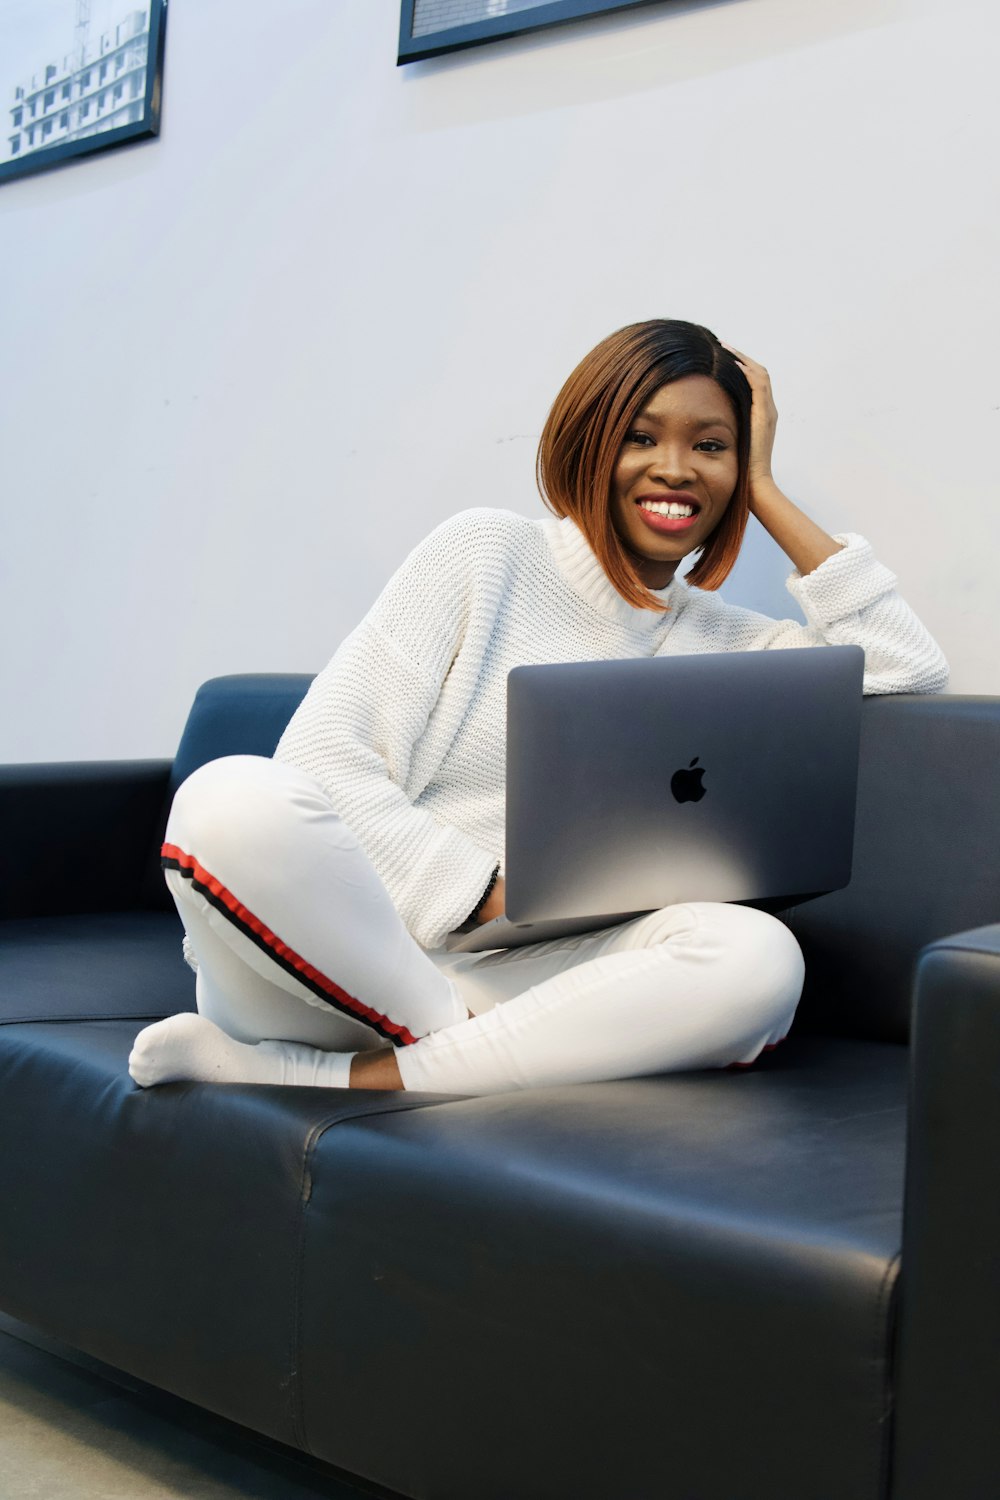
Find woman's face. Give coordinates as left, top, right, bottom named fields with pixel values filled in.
left=610, top=375, right=740, bottom=590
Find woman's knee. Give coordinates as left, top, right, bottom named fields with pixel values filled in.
left=707, top=903, right=804, bottom=1032
left=647, top=901, right=804, bottom=1030
left=698, top=900, right=801, bottom=973
left=165, top=755, right=338, bottom=867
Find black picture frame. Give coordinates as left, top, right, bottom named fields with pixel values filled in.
left=1, top=0, right=167, bottom=185
left=398, top=0, right=665, bottom=64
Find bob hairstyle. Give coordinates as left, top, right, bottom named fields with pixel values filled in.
left=536, top=319, right=753, bottom=612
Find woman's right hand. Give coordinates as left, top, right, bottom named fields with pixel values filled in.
left=476, top=875, right=506, bottom=924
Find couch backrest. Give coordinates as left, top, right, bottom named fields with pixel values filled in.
left=170, top=674, right=314, bottom=795
left=789, top=694, right=1000, bottom=1043
left=169, top=678, right=1000, bottom=1046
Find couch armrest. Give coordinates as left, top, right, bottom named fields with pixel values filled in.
left=0, top=761, right=173, bottom=918
left=893, top=925, right=1000, bottom=1500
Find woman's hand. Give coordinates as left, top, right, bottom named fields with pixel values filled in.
left=476, top=875, right=506, bottom=925
left=719, top=342, right=778, bottom=497
left=720, top=340, right=844, bottom=577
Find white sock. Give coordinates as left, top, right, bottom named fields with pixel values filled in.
left=128, top=1013, right=356, bottom=1090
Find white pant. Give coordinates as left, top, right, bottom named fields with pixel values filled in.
left=162, top=756, right=804, bottom=1096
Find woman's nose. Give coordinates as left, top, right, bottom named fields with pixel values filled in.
left=648, top=448, right=696, bottom=484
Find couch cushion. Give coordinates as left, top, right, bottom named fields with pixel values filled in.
left=0, top=1017, right=458, bottom=1448
left=0, top=913, right=194, bottom=1024
left=296, top=1038, right=906, bottom=1500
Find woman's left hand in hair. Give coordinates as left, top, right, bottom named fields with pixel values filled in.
left=720, top=340, right=844, bottom=575
left=719, top=343, right=777, bottom=497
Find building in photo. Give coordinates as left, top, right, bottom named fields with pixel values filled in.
left=6, top=7, right=149, bottom=164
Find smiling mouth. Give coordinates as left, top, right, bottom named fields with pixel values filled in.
left=632, top=498, right=703, bottom=537
left=636, top=497, right=701, bottom=519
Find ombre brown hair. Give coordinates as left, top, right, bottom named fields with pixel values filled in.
left=536, top=319, right=752, bottom=612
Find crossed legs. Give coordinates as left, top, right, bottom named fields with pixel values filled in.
left=129, top=756, right=804, bottom=1096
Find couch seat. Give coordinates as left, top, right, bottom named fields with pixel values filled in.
left=1, top=912, right=194, bottom=1025
left=295, top=1038, right=907, bottom=1500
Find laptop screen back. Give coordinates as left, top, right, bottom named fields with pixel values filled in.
left=504, top=646, right=864, bottom=924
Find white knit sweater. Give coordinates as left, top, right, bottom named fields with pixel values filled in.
left=274, top=508, right=948, bottom=950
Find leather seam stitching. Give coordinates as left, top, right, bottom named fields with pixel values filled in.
left=288, top=1097, right=449, bottom=1453
left=874, top=1247, right=902, bottom=1497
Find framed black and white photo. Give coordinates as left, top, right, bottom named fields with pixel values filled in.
left=1, top=0, right=166, bottom=184
left=399, top=0, right=663, bottom=64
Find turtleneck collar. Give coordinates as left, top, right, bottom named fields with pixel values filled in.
left=542, top=514, right=678, bottom=628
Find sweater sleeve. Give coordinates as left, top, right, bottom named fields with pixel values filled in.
left=689, top=533, right=948, bottom=696
left=273, top=517, right=500, bottom=950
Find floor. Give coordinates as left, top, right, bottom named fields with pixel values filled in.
left=0, top=1314, right=398, bottom=1500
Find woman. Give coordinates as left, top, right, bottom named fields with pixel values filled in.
left=129, top=320, right=947, bottom=1097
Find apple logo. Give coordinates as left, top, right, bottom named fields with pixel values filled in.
left=671, top=757, right=707, bottom=804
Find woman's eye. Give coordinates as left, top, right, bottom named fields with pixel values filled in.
left=626, top=431, right=653, bottom=446
left=696, top=440, right=726, bottom=452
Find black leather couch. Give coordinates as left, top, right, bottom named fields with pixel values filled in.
left=2, top=674, right=999, bottom=1500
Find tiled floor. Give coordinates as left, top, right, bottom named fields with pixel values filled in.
left=0, top=1315, right=396, bottom=1500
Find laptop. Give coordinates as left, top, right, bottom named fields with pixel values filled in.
left=445, top=645, right=864, bottom=954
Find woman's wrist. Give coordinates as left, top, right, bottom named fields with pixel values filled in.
left=468, top=865, right=501, bottom=925
left=477, top=874, right=506, bottom=925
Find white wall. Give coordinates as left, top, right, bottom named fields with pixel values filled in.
left=3, top=0, right=997, bottom=762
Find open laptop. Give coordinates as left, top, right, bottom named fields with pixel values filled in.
left=445, top=645, right=864, bottom=953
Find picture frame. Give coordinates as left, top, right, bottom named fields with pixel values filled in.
left=398, top=0, right=665, bottom=64
left=1, top=0, right=167, bottom=185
